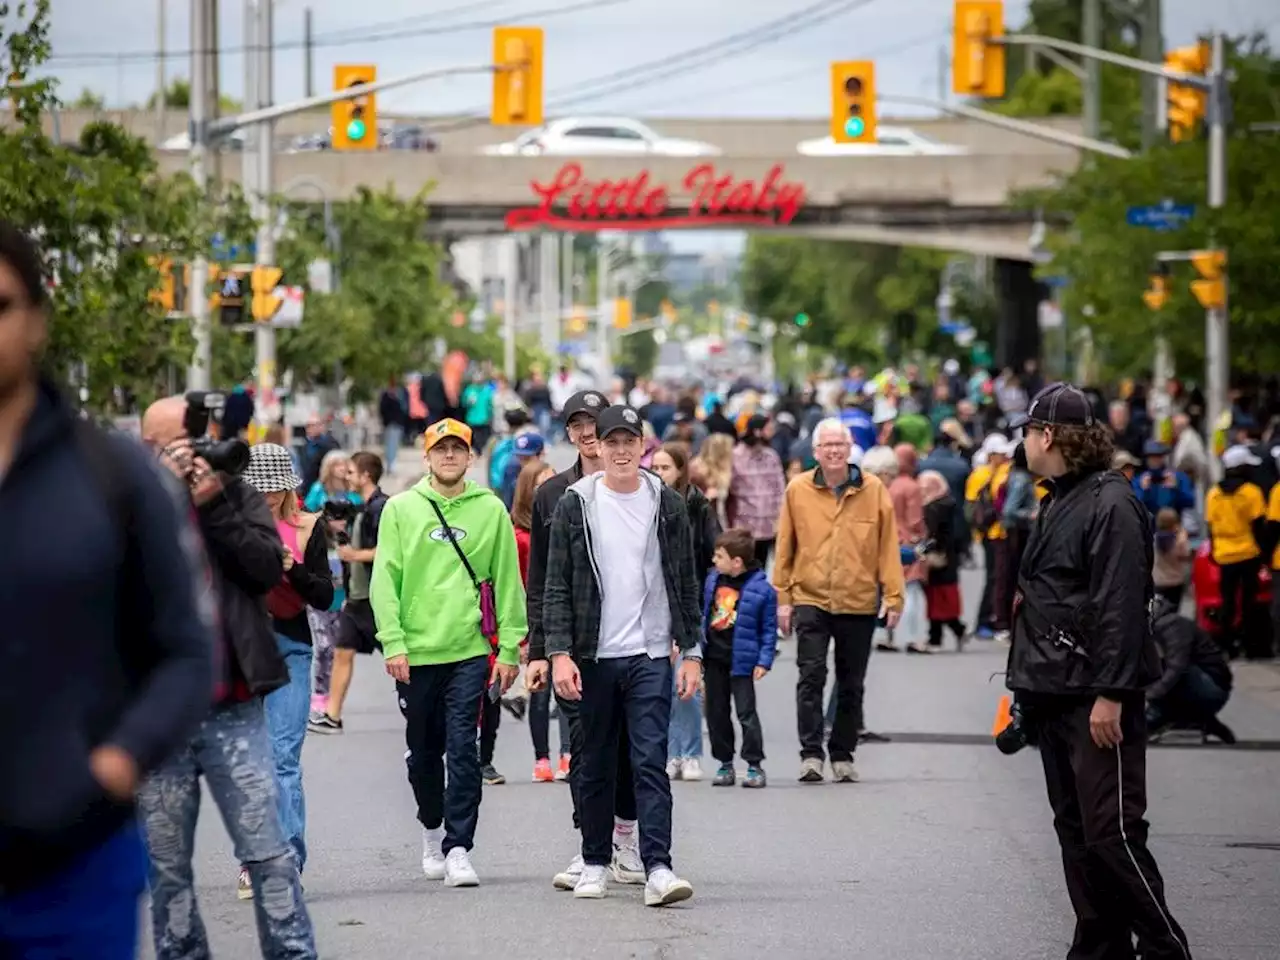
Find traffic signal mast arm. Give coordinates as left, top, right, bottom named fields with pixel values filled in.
left=991, top=33, right=1213, bottom=91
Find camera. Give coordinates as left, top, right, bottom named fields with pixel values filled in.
left=322, top=499, right=359, bottom=546
left=184, top=391, right=250, bottom=476
left=995, top=700, right=1038, bottom=755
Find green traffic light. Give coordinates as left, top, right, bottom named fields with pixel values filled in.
left=844, top=116, right=865, bottom=138
left=346, top=118, right=367, bottom=142
left=795, top=312, right=810, bottom=327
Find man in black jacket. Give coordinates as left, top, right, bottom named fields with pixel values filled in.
left=138, top=396, right=317, bottom=960
left=524, top=389, right=645, bottom=890
left=1009, top=383, right=1192, bottom=960
left=1147, top=597, right=1235, bottom=743
left=0, top=222, right=213, bottom=958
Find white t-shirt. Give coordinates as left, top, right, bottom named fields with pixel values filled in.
left=593, top=480, right=668, bottom=659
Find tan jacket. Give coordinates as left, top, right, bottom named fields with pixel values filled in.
left=772, top=467, right=906, bottom=615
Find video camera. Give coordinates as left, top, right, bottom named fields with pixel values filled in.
left=184, top=391, right=251, bottom=476
left=322, top=499, right=360, bottom=546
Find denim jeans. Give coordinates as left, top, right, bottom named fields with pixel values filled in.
left=264, top=634, right=313, bottom=871
left=667, top=653, right=704, bottom=759
left=137, top=699, right=315, bottom=960
left=1147, top=664, right=1231, bottom=727
left=383, top=422, right=404, bottom=474
left=578, top=655, right=674, bottom=873
left=306, top=609, right=340, bottom=703
left=396, top=656, right=489, bottom=854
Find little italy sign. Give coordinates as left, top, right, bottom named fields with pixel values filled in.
left=503, top=161, right=806, bottom=232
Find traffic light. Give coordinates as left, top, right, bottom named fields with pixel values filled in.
left=660, top=299, right=678, bottom=323
left=794, top=312, right=811, bottom=328
left=251, top=266, right=283, bottom=322
left=1190, top=249, right=1227, bottom=309
left=1142, top=267, right=1170, bottom=311
left=332, top=65, right=377, bottom=151
left=567, top=306, right=588, bottom=335
left=149, top=256, right=177, bottom=312
left=1165, top=42, right=1210, bottom=143
left=829, top=61, right=876, bottom=144
left=491, top=26, right=544, bottom=126
left=952, top=1, right=1006, bottom=98
left=613, top=298, right=632, bottom=330
left=216, top=270, right=245, bottom=326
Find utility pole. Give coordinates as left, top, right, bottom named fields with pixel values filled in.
left=155, top=0, right=166, bottom=140
left=186, top=0, right=212, bottom=390
left=303, top=7, right=314, bottom=98
left=503, top=238, right=518, bottom=382
left=1082, top=0, right=1101, bottom=139
left=252, top=0, right=277, bottom=422
left=1205, top=31, right=1228, bottom=476
left=241, top=0, right=257, bottom=195
left=1137, top=0, right=1163, bottom=150
left=596, top=244, right=612, bottom=387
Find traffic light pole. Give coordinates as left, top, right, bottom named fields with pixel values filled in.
left=186, top=0, right=212, bottom=391
left=252, top=0, right=278, bottom=424
left=1205, top=32, right=1228, bottom=475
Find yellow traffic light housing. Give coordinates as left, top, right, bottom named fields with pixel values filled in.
left=1190, top=249, right=1227, bottom=309
left=331, top=65, right=377, bottom=151
left=491, top=26, right=544, bottom=126
left=251, top=266, right=283, bottom=322
left=952, top=1, right=1006, bottom=98
left=149, top=256, right=176, bottom=312
left=613, top=298, right=632, bottom=330
left=1142, top=269, right=1169, bottom=311
left=567, top=306, right=588, bottom=335
left=1165, top=43, right=1209, bottom=143
left=830, top=61, right=876, bottom=144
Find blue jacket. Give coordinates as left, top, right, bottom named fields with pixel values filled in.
left=1134, top=469, right=1195, bottom=517
left=701, top=568, right=779, bottom=677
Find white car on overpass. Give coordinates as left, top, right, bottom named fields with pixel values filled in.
left=796, top=125, right=968, bottom=157
left=482, top=117, right=720, bottom=157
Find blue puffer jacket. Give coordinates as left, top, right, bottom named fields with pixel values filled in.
left=701, top=568, right=779, bottom=678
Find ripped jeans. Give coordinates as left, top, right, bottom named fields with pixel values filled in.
left=137, top=698, right=316, bottom=960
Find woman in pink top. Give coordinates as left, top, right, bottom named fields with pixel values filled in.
left=888, top=443, right=930, bottom=653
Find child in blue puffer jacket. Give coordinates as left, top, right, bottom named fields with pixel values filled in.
left=701, top=527, right=778, bottom=788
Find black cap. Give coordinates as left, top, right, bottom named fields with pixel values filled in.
left=1009, top=382, right=1095, bottom=430
left=561, top=389, right=609, bottom=421
left=596, top=404, right=644, bottom=440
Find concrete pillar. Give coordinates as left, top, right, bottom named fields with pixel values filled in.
left=993, top=258, right=1047, bottom=371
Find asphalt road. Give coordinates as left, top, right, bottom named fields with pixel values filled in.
left=142, top=443, right=1280, bottom=960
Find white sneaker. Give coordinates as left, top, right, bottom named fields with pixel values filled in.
left=831, top=760, right=860, bottom=783
left=644, top=867, right=693, bottom=907
left=666, top=758, right=682, bottom=780
left=553, top=854, right=584, bottom=891
left=573, top=864, right=609, bottom=899
left=420, top=826, right=446, bottom=880
left=443, top=847, right=479, bottom=887
left=680, top=758, right=703, bottom=781
left=610, top=840, right=645, bottom=884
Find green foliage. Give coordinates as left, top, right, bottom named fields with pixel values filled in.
left=70, top=87, right=104, bottom=109
left=144, top=77, right=241, bottom=114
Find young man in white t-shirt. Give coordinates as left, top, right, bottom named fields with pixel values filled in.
left=542, top=404, right=703, bottom=906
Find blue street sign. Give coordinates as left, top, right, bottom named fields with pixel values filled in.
left=1126, top=200, right=1196, bottom=232
left=210, top=232, right=256, bottom=261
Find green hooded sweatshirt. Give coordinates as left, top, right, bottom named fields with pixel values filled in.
left=370, top=478, right=528, bottom=667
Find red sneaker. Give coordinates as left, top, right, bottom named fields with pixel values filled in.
left=555, top=755, right=571, bottom=781
left=533, top=758, right=554, bottom=782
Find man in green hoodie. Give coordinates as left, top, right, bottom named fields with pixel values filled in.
left=370, top=418, right=526, bottom=888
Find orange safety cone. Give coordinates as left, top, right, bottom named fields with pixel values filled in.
left=992, top=694, right=1014, bottom=737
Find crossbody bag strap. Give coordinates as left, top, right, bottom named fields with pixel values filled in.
left=428, top=498, right=481, bottom=590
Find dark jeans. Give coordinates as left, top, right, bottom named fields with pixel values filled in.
left=1148, top=664, right=1230, bottom=728
left=479, top=693, right=500, bottom=766
left=557, top=692, right=636, bottom=830
left=1218, top=556, right=1266, bottom=658
left=1154, top=584, right=1185, bottom=610
left=795, top=607, right=875, bottom=762
left=578, top=655, right=674, bottom=873
left=977, top=538, right=997, bottom=630
left=704, top=658, right=765, bottom=766
left=1038, top=698, right=1191, bottom=960
left=396, top=655, right=489, bottom=854
left=529, top=685, right=571, bottom=759
left=753, top=538, right=775, bottom=568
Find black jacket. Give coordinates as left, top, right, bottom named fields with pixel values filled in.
left=273, top=515, right=337, bottom=646
left=198, top=478, right=290, bottom=697
left=686, top=484, right=722, bottom=578
left=0, top=381, right=213, bottom=894
left=1006, top=469, right=1161, bottom=698
left=543, top=472, right=702, bottom=661
left=924, top=495, right=961, bottom=586
left=1148, top=597, right=1233, bottom=701
left=526, top=458, right=585, bottom=661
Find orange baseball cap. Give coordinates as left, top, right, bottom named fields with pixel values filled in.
left=422, top=418, right=473, bottom=453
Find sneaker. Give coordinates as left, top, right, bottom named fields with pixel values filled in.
left=666, top=758, right=683, bottom=781
left=831, top=760, right=860, bottom=783
left=1202, top=717, right=1237, bottom=744
left=610, top=840, right=645, bottom=884
left=680, top=758, right=703, bottom=781
left=644, top=867, right=693, bottom=907
left=573, top=864, right=609, bottom=899
left=555, top=754, right=571, bottom=781
left=443, top=847, right=479, bottom=887
left=743, top=765, right=767, bottom=788
left=974, top=626, right=995, bottom=640
left=798, top=757, right=824, bottom=782
left=553, top=854, right=584, bottom=891
left=421, top=826, right=446, bottom=880
left=481, top=763, right=506, bottom=785
left=236, top=866, right=253, bottom=901
left=501, top=695, right=527, bottom=721
left=711, top=763, right=735, bottom=786
left=307, top=713, right=343, bottom=735
left=532, top=758, right=555, bottom=782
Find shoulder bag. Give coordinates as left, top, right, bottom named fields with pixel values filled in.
left=427, top=499, right=498, bottom=638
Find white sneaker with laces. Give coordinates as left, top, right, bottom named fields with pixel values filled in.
left=443, top=847, right=479, bottom=887
left=420, top=826, right=446, bottom=880
left=553, top=854, right=584, bottom=891
left=665, top=758, right=682, bottom=780
left=680, top=758, right=703, bottom=781
left=610, top=839, right=645, bottom=884
left=573, top=864, right=609, bottom=899
left=644, top=867, right=693, bottom=907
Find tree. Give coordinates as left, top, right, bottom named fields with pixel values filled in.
left=70, top=87, right=104, bottom=109
left=145, top=77, right=241, bottom=115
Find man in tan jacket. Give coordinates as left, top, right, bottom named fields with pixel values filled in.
left=773, top=418, right=906, bottom=783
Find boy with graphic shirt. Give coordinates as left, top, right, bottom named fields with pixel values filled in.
left=702, top=527, right=778, bottom=788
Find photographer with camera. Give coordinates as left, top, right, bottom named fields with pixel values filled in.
left=1007, top=384, right=1191, bottom=960
left=137, top=395, right=317, bottom=960
left=314, top=451, right=388, bottom=733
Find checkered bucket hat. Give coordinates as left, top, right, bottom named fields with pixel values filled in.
left=243, top=443, right=303, bottom=494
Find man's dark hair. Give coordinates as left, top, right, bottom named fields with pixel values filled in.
left=1052, top=423, right=1115, bottom=475
left=0, top=220, right=48, bottom=309
left=351, top=451, right=383, bottom=485
left=715, top=527, right=755, bottom=565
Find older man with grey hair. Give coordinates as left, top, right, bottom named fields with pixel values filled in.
left=773, top=417, right=906, bottom=784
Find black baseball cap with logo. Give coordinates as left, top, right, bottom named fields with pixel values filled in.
left=561, top=389, right=609, bottom=422
left=1009, top=382, right=1096, bottom=430
left=596, top=404, right=645, bottom=440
